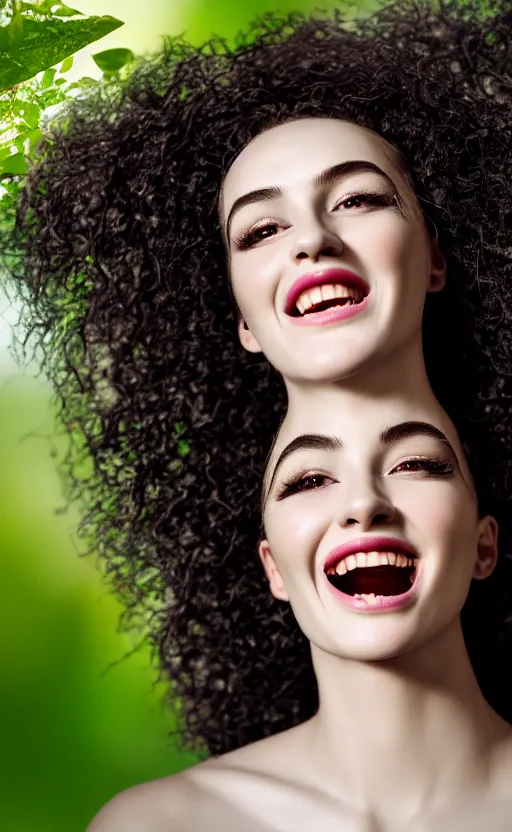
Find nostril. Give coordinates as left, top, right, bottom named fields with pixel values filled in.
left=374, top=513, right=391, bottom=524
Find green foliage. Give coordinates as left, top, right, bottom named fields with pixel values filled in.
left=92, top=46, right=134, bottom=73
left=0, top=0, right=128, bottom=293
left=177, top=439, right=190, bottom=458
left=0, top=0, right=123, bottom=89
left=0, top=64, right=78, bottom=234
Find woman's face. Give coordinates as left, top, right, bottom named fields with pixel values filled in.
left=260, top=400, right=497, bottom=662
left=221, top=118, right=446, bottom=383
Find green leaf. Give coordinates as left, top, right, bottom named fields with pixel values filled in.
left=19, top=1, right=84, bottom=17
left=13, top=99, right=40, bottom=127
left=92, top=47, right=134, bottom=73
left=177, top=439, right=190, bottom=458
left=41, top=67, right=56, bottom=87
left=59, top=54, right=73, bottom=72
left=51, top=5, right=83, bottom=17
left=10, top=126, right=43, bottom=156
left=0, top=14, right=124, bottom=90
left=14, top=134, right=27, bottom=152
left=1, top=152, right=28, bottom=175
left=26, top=126, right=42, bottom=151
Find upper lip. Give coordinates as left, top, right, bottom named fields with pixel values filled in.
left=323, top=536, right=417, bottom=572
left=285, top=268, right=369, bottom=316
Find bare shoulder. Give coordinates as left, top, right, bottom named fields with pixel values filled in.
left=86, top=769, right=196, bottom=832
left=83, top=741, right=283, bottom=832
left=85, top=722, right=326, bottom=832
left=84, top=745, right=291, bottom=832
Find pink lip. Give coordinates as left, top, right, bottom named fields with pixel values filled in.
left=285, top=268, right=370, bottom=323
left=323, top=536, right=417, bottom=573
left=323, top=536, right=419, bottom=613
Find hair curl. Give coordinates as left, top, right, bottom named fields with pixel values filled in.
left=4, top=0, right=512, bottom=758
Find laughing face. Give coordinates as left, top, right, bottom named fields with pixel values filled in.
left=260, top=399, right=498, bottom=662
left=221, top=118, right=446, bottom=384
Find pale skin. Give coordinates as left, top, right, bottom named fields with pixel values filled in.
left=87, top=120, right=512, bottom=829
left=221, top=117, right=447, bottom=431
left=256, top=397, right=512, bottom=830
left=88, top=399, right=512, bottom=832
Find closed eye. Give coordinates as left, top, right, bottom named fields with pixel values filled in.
left=276, top=473, right=333, bottom=500
left=389, top=457, right=454, bottom=476
left=332, top=191, right=397, bottom=212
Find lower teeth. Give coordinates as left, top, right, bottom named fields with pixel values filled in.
left=354, top=593, right=381, bottom=605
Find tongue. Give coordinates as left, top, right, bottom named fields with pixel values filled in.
left=331, top=565, right=414, bottom=596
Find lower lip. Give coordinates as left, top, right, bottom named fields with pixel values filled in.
left=290, top=293, right=370, bottom=327
left=324, top=567, right=419, bottom=612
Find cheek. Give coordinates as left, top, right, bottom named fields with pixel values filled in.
left=264, top=498, right=329, bottom=577
left=416, top=490, right=480, bottom=611
left=230, top=249, right=280, bottom=312
left=399, top=485, right=478, bottom=557
left=350, top=219, right=429, bottom=287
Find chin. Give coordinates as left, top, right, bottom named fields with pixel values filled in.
left=293, top=352, right=373, bottom=384
left=329, top=631, right=419, bottom=664
left=347, top=647, right=408, bottom=664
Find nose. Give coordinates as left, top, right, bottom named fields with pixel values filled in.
left=291, top=215, right=344, bottom=263
left=337, top=479, right=396, bottom=531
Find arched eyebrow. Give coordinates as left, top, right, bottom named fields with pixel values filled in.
left=263, top=421, right=456, bottom=507
left=224, top=160, right=397, bottom=241
left=265, top=433, right=343, bottom=497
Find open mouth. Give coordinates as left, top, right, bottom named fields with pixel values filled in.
left=290, top=283, right=365, bottom=318
left=325, top=551, right=417, bottom=606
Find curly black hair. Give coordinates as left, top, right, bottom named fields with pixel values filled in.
left=3, top=0, right=512, bottom=759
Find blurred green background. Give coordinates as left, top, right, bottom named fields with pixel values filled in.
left=0, top=0, right=373, bottom=829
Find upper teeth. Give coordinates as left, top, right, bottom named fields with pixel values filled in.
left=295, top=284, right=363, bottom=315
left=326, top=551, right=415, bottom=576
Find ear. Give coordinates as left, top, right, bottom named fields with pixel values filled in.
left=473, top=515, right=499, bottom=580
left=258, top=539, right=289, bottom=602
left=427, top=237, right=447, bottom=293
left=237, top=317, right=263, bottom=354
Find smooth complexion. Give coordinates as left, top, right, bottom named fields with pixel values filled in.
left=86, top=403, right=512, bottom=832
left=257, top=396, right=511, bottom=828
left=87, top=122, right=512, bottom=832
left=221, top=118, right=447, bottom=426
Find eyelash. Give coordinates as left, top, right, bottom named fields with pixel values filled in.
left=392, top=457, right=454, bottom=476
left=276, top=457, right=454, bottom=500
left=276, top=473, right=332, bottom=500
left=233, top=191, right=397, bottom=251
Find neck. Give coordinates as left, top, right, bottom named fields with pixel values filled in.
left=284, top=336, right=436, bottom=411
left=302, top=621, right=510, bottom=825
left=279, top=335, right=458, bottom=465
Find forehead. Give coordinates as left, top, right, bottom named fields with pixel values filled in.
left=266, top=397, right=466, bottom=477
left=222, top=118, right=402, bottom=210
